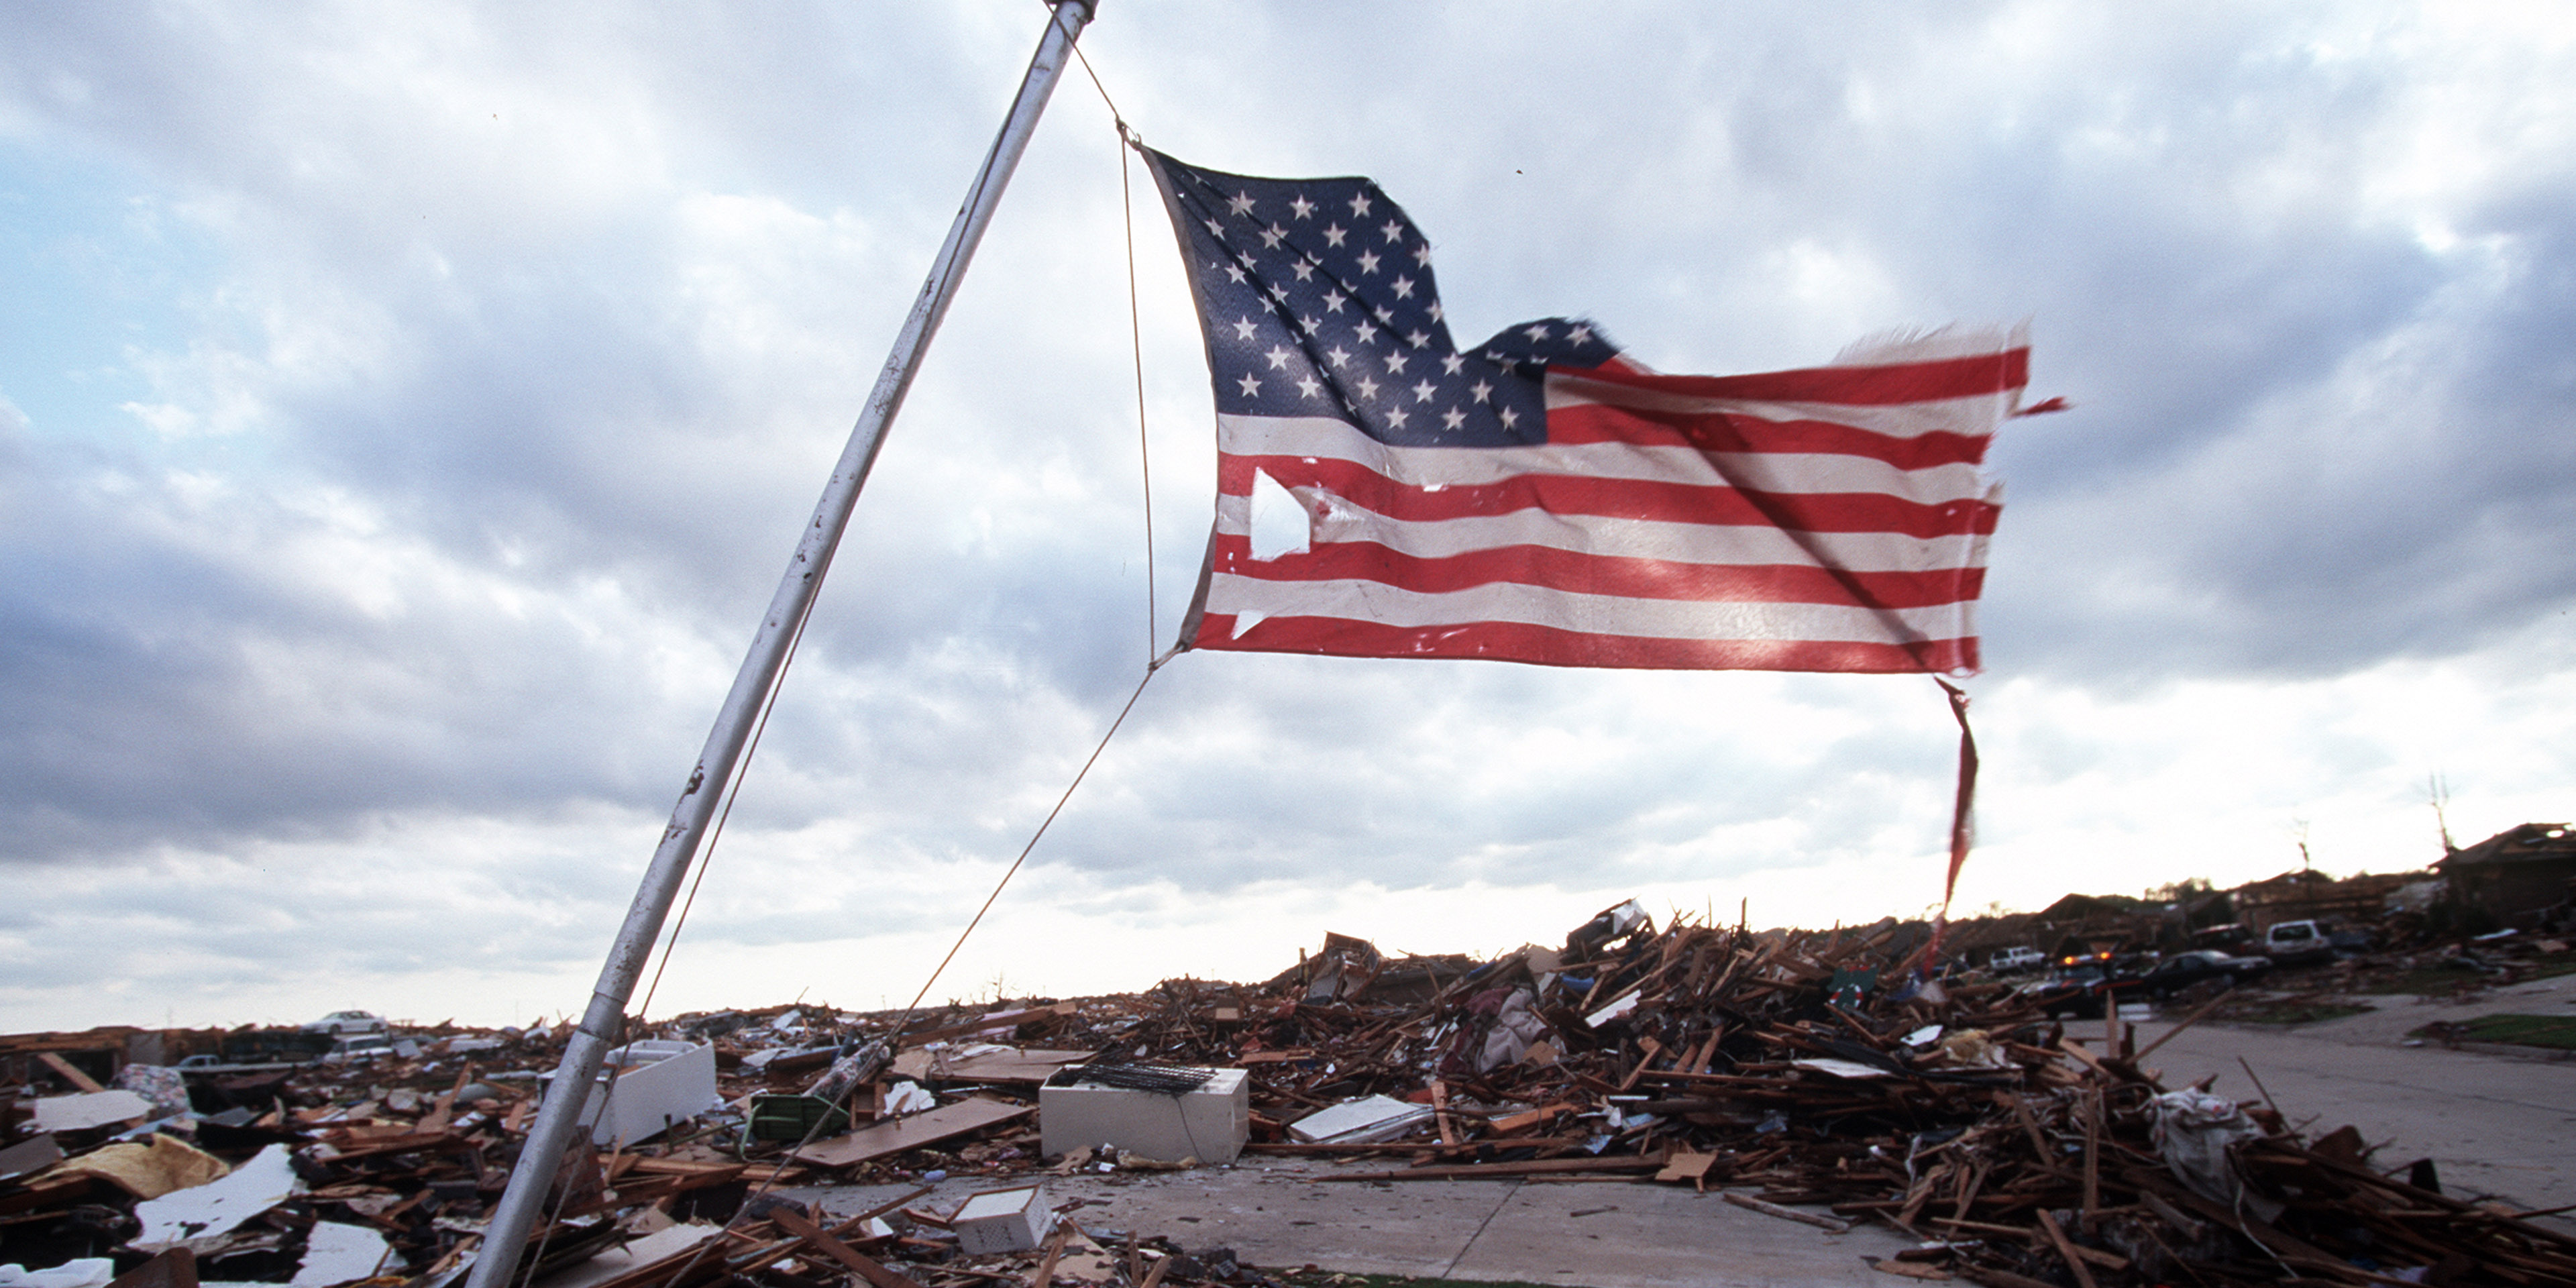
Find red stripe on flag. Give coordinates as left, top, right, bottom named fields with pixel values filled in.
left=1222, top=455, right=2000, bottom=539
left=1557, top=348, right=2029, bottom=406
left=1191, top=613, right=1978, bottom=674
left=1209, top=534, right=1986, bottom=608
left=1545, top=404, right=1994, bottom=470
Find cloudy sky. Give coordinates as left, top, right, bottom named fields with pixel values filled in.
left=4, top=2, right=2572, bottom=1033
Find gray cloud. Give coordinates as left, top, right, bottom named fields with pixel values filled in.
left=2, top=1, right=2572, bottom=1027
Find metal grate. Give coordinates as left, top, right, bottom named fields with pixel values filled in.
left=1062, top=1061, right=1216, bottom=1095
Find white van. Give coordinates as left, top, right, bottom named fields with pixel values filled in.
left=1990, top=947, right=2046, bottom=973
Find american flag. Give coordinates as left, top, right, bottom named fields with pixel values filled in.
left=1144, top=149, right=2029, bottom=674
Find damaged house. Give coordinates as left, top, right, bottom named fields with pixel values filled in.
left=2230, top=868, right=2432, bottom=933
left=2440, top=822, right=2576, bottom=930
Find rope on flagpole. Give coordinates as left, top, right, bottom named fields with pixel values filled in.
left=1118, top=125, right=1159, bottom=665
left=1067, top=24, right=1123, bottom=125
left=1067, top=37, right=1162, bottom=669
left=892, top=663, right=1163, bottom=1020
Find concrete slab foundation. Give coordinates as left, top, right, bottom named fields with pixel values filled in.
left=785, top=1159, right=1913, bottom=1287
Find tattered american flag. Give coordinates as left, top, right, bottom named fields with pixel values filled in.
left=1144, top=149, right=2029, bottom=674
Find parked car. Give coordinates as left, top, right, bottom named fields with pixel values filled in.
left=2015, top=966, right=2148, bottom=1020
left=2260, top=920, right=2335, bottom=967
left=2190, top=922, right=2255, bottom=953
left=303, top=1010, right=388, bottom=1037
left=321, top=1034, right=394, bottom=1064
left=1990, top=947, right=2046, bottom=974
left=2136, top=949, right=2272, bottom=998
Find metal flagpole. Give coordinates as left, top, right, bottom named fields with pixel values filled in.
left=464, top=5, right=1097, bottom=1287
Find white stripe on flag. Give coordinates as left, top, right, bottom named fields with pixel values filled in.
left=1212, top=490, right=1995, bottom=574
left=1201, top=573, right=1972, bottom=645
left=1216, top=415, right=1990, bottom=501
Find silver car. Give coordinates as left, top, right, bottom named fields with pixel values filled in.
left=303, top=1010, right=388, bottom=1036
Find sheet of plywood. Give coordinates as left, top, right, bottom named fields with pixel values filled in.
left=790, top=1096, right=1031, bottom=1169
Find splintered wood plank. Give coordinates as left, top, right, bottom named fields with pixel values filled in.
left=1723, top=1191, right=1853, bottom=1232
left=417, top=1069, right=467, bottom=1136
left=37, top=1053, right=106, bottom=1093
left=1655, top=1148, right=1718, bottom=1191
left=2035, top=1210, right=2099, bottom=1288
left=1616, top=1036, right=1664, bottom=1093
left=1235, top=1049, right=1318, bottom=1064
left=1487, top=1102, right=1575, bottom=1135
left=770, top=1205, right=923, bottom=1288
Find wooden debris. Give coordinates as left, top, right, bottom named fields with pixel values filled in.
left=2, top=908, right=2570, bottom=1288
left=772, top=1205, right=926, bottom=1288
left=1725, top=1191, right=1854, bottom=1233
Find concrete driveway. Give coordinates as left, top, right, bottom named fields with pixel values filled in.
left=2129, top=969, right=2576, bottom=1232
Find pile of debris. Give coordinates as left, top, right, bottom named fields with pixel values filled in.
left=1045, top=906, right=2576, bottom=1285
left=6, top=900, right=2573, bottom=1288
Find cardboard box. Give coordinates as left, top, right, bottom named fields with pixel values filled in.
left=952, top=1183, right=1051, bottom=1255
left=1039, top=1066, right=1248, bottom=1165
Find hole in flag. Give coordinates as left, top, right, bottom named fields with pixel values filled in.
left=1248, top=468, right=1311, bottom=561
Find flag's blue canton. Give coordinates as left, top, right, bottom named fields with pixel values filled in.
left=1152, top=151, right=1617, bottom=449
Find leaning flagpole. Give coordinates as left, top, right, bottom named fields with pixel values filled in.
left=465, top=5, right=1098, bottom=1287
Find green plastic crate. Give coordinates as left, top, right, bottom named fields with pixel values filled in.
left=748, top=1093, right=851, bottom=1142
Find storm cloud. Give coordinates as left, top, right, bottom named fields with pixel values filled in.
left=3, top=1, right=2571, bottom=1029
